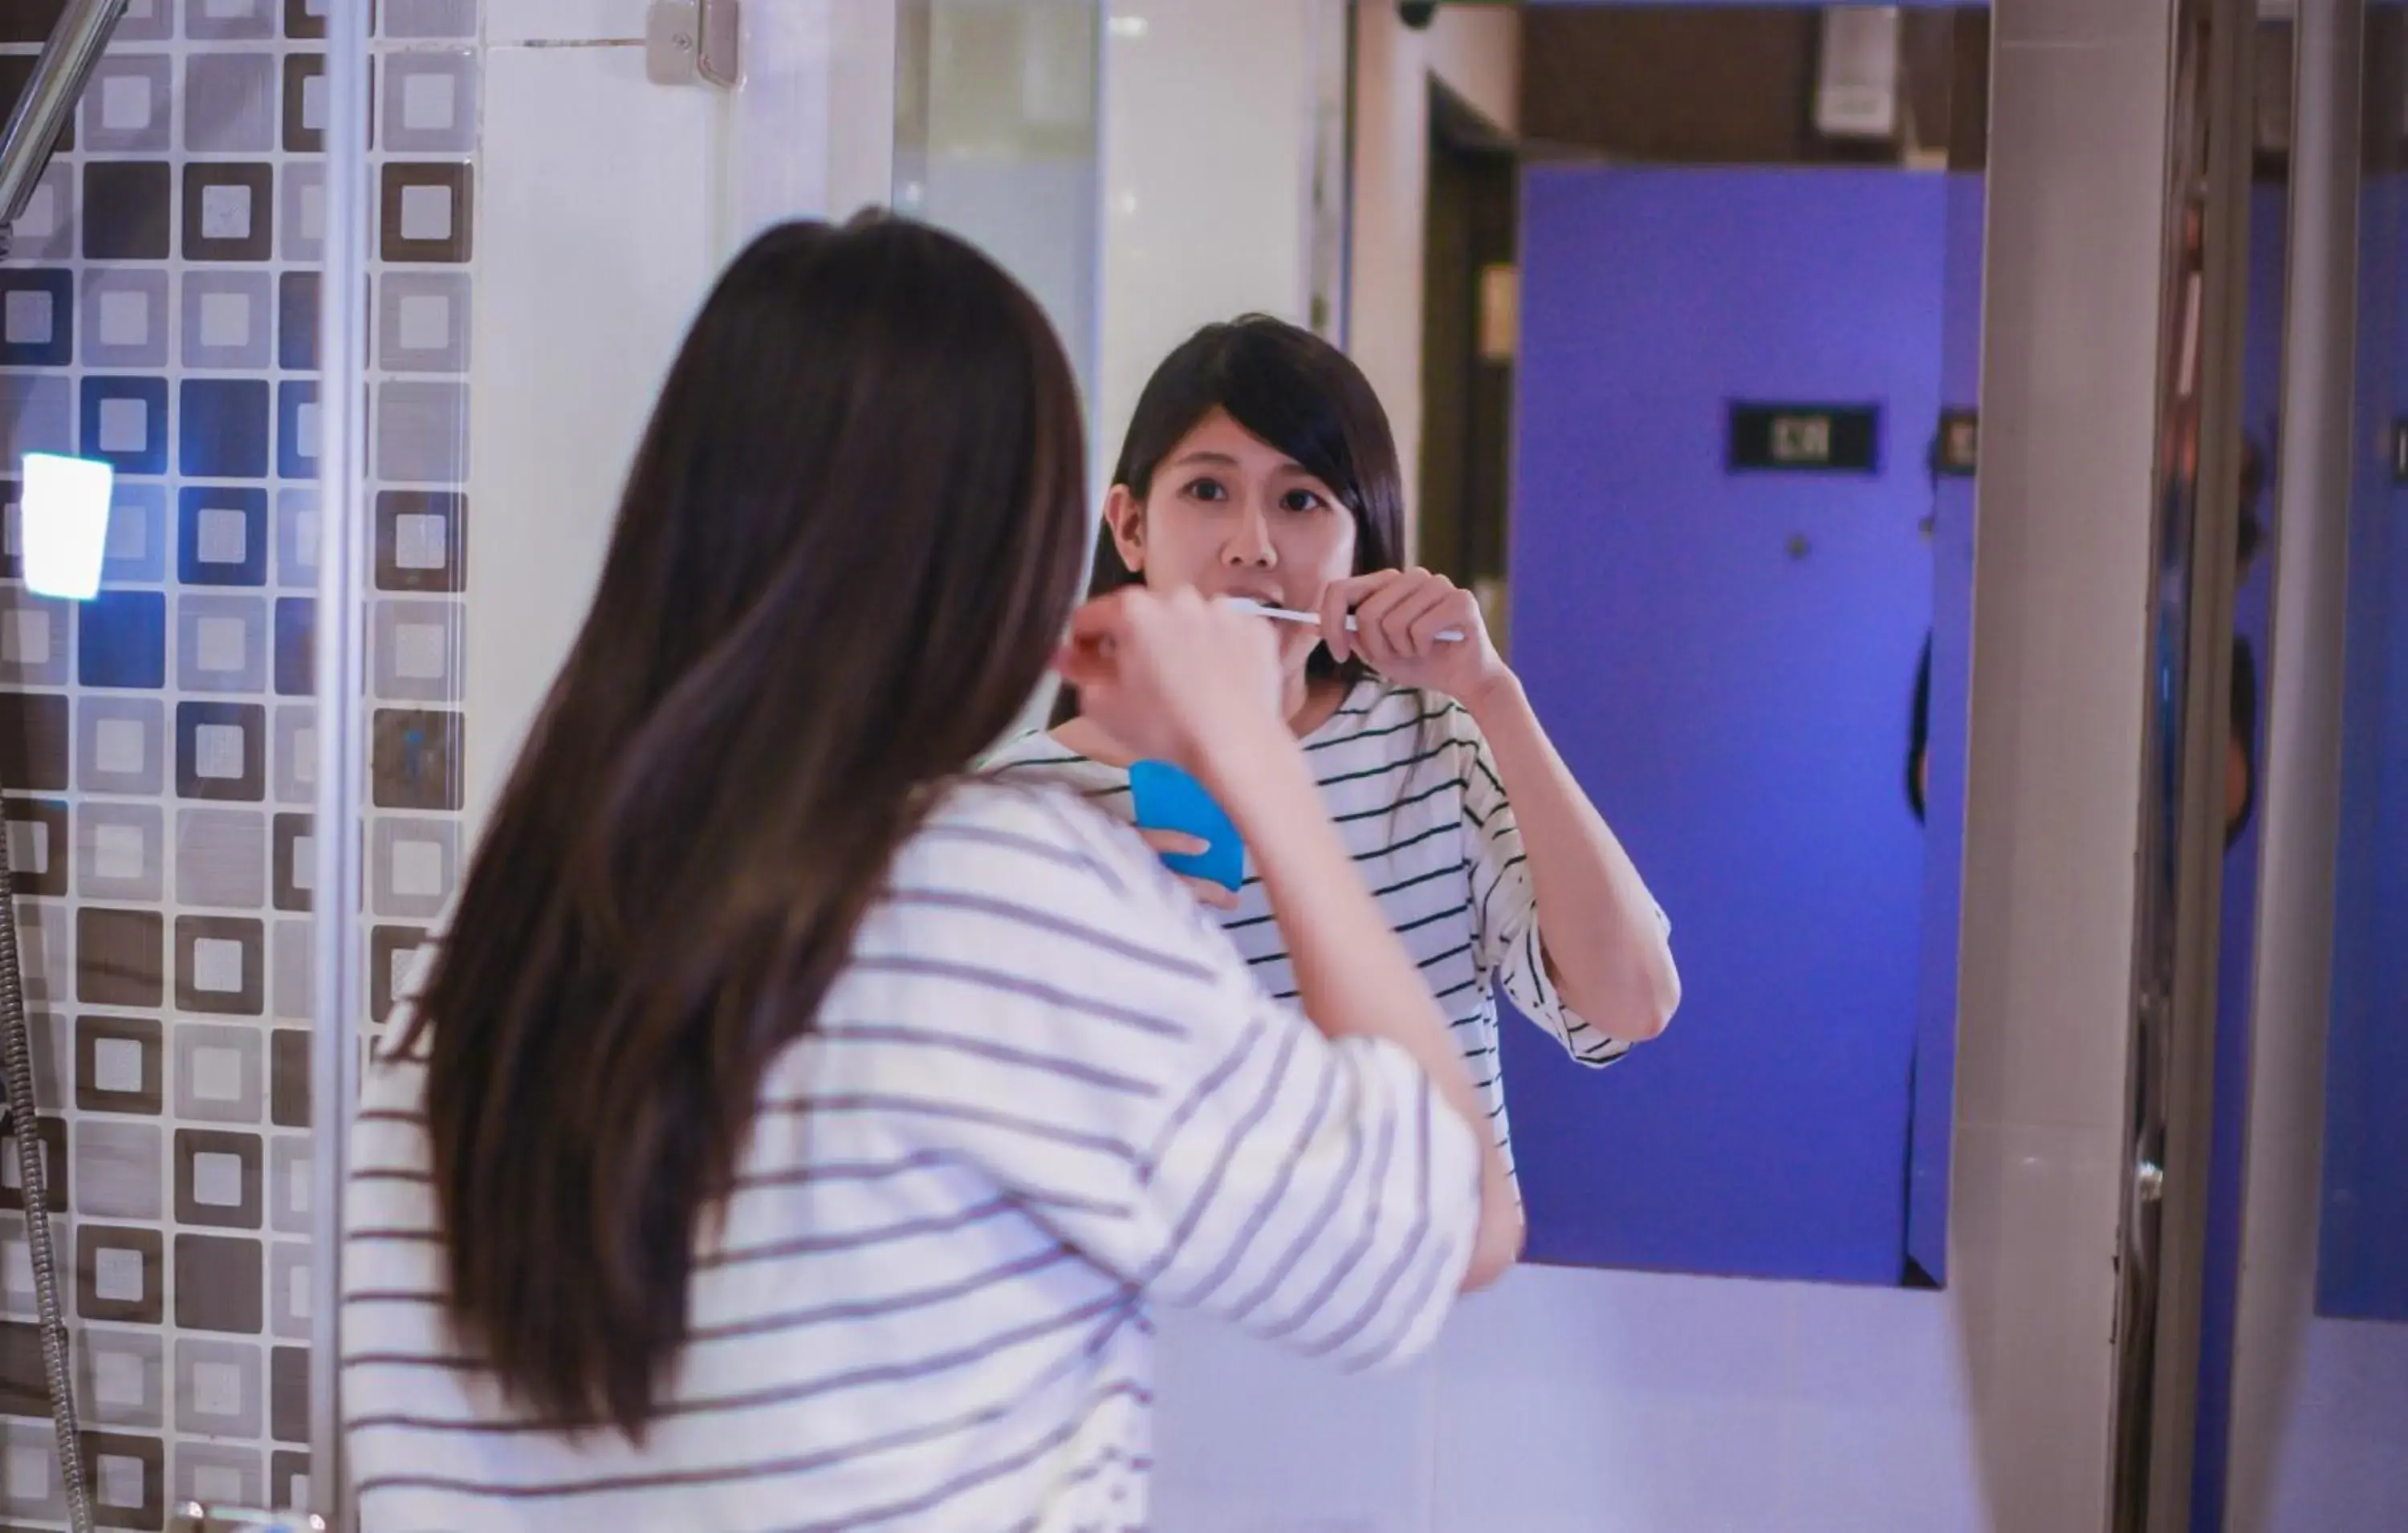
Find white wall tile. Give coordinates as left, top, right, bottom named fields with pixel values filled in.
left=485, top=0, right=634, bottom=45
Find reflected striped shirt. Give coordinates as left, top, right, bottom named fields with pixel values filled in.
left=986, top=680, right=1658, bottom=1181
left=341, top=780, right=1480, bottom=1532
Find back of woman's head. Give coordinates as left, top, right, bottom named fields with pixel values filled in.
left=407, top=216, right=1088, bottom=1439
left=1054, top=315, right=1403, bottom=723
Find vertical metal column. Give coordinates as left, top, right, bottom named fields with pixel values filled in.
left=1954, top=0, right=2178, bottom=1523
left=2113, top=0, right=2260, bottom=1526
left=0, top=0, right=130, bottom=250
left=307, top=0, right=372, bottom=1523
left=2222, top=2, right=2364, bottom=1527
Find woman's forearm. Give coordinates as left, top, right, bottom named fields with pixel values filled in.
left=1463, top=673, right=1680, bottom=1041
left=1192, top=720, right=1523, bottom=1290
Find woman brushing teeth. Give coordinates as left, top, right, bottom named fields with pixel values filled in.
left=989, top=315, right=1679, bottom=1185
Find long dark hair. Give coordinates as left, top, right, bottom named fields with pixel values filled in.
left=401, top=217, right=1090, bottom=1439
left=1052, top=315, right=1406, bottom=726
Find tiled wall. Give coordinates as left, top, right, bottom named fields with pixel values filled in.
left=0, top=0, right=476, bottom=1523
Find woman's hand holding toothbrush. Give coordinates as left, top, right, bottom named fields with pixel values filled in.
left=1313, top=569, right=1510, bottom=709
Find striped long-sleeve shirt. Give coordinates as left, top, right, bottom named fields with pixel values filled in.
left=986, top=680, right=1665, bottom=1181
left=341, top=781, right=1482, bottom=1531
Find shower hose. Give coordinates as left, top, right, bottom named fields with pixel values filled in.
left=0, top=750, right=92, bottom=1531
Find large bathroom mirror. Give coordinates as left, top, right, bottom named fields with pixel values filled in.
left=2211, top=2, right=2408, bottom=1528
left=1488, top=2, right=1989, bottom=1288
left=906, top=0, right=1993, bottom=1293
left=2146, top=3, right=2408, bottom=1529
left=2316, top=0, right=2408, bottom=1343
left=2288, top=2, right=2408, bottom=1521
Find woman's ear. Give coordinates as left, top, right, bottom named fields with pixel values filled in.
left=1104, top=485, right=1145, bottom=574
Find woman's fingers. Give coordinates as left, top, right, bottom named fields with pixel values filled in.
left=1138, top=828, right=1210, bottom=857
left=1352, top=577, right=1413, bottom=663
left=1052, top=635, right=1112, bottom=690
left=1318, top=580, right=1362, bottom=665
left=1141, top=831, right=1235, bottom=905
left=1397, top=584, right=1464, bottom=649
left=1185, top=877, right=1241, bottom=912
left=1406, top=592, right=1469, bottom=653
left=1055, top=594, right=1133, bottom=689
left=1349, top=571, right=1453, bottom=665
left=1319, top=571, right=1401, bottom=665
left=1064, top=588, right=1137, bottom=643
left=1319, top=575, right=1370, bottom=665
left=1380, top=584, right=1456, bottom=659
left=1061, top=588, right=1284, bottom=766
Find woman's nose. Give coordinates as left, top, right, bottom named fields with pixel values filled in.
left=1222, top=503, right=1275, bottom=566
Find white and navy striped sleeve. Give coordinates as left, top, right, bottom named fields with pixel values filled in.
left=1455, top=706, right=1650, bottom=1069
left=868, top=791, right=1486, bottom=1372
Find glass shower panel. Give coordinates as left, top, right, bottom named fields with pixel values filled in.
left=0, top=0, right=376, bottom=1524
left=893, top=0, right=1100, bottom=741
left=0, top=0, right=811, bottom=1525
left=893, top=0, right=1102, bottom=410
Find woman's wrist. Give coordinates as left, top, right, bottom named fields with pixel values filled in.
left=1187, top=712, right=1318, bottom=830
left=1457, top=665, right=1527, bottom=726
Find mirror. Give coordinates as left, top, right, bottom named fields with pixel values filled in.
left=913, top=1, right=1991, bottom=1291
left=1487, top=2, right=1989, bottom=1287
left=2220, top=2, right=2408, bottom=1527
left=2111, top=2, right=2290, bottom=1523
left=2319, top=0, right=2408, bottom=1342
left=2192, top=14, right=2288, bottom=1526
left=2197, top=6, right=2408, bottom=1529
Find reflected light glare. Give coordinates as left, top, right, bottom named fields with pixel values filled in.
left=1106, top=16, right=1148, bottom=39
left=18, top=453, right=114, bottom=601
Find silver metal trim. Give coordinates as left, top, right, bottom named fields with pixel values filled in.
left=0, top=0, right=128, bottom=250
left=698, top=0, right=743, bottom=87
left=645, top=0, right=742, bottom=89
left=169, top=1506, right=329, bottom=1533
left=308, top=0, right=372, bottom=1523
left=2222, top=2, right=2363, bottom=1527
left=2109, top=0, right=2264, bottom=1526
left=2139, top=0, right=2260, bottom=1514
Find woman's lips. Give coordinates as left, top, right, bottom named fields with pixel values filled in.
left=1215, top=587, right=1291, bottom=609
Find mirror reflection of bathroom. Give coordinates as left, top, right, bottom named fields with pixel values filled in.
left=2110, top=2, right=2292, bottom=1524
left=1476, top=2, right=1987, bottom=1287
left=883, top=3, right=2408, bottom=1529
left=905, top=0, right=1993, bottom=1294
left=2318, top=0, right=2408, bottom=1344
left=892, top=0, right=1104, bottom=409
left=2216, top=4, right=2408, bottom=1531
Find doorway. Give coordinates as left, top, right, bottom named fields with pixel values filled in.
left=1419, top=82, right=1519, bottom=648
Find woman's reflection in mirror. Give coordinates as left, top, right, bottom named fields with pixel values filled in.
left=990, top=316, right=1681, bottom=1185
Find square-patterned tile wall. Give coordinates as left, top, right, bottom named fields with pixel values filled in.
left=0, top=1, right=475, bottom=1523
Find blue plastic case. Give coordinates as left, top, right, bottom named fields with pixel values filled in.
left=1128, top=760, right=1245, bottom=892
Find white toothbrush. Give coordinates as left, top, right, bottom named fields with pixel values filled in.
left=1226, top=596, right=1467, bottom=644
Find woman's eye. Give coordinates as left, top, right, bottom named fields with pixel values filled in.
left=1183, top=478, right=1229, bottom=504
left=1280, top=489, right=1326, bottom=513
